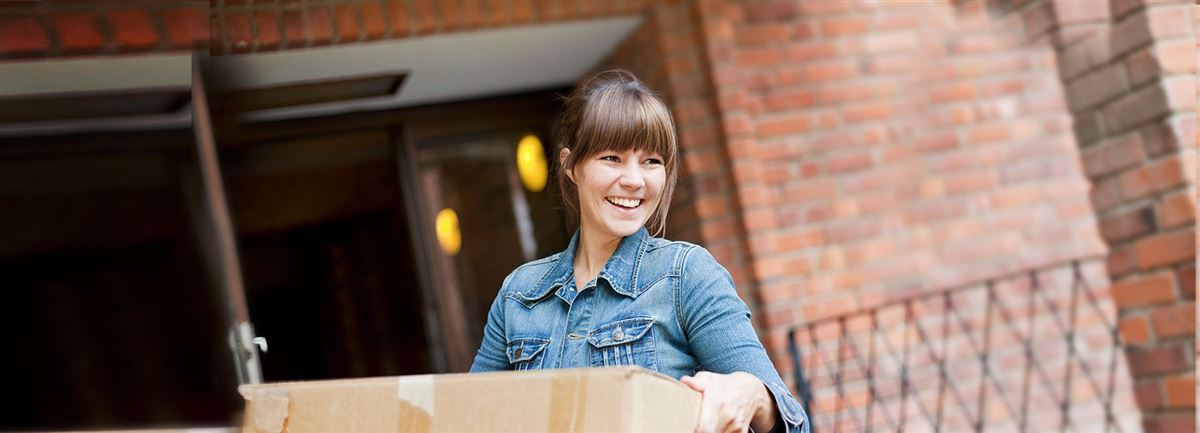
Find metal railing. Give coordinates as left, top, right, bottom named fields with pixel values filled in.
left=788, top=256, right=1128, bottom=433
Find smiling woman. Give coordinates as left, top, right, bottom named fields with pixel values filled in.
left=469, top=70, right=809, bottom=433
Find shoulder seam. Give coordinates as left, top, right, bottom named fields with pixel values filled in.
left=675, top=244, right=700, bottom=340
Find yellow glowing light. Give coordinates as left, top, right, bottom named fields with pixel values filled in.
left=516, top=134, right=548, bottom=192
left=435, top=208, right=461, bottom=256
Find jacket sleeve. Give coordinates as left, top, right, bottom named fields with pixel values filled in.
left=678, top=245, right=809, bottom=433
left=469, top=273, right=512, bottom=372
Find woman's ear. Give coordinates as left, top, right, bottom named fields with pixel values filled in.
left=559, top=148, right=574, bottom=183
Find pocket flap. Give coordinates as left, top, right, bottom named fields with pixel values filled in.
left=588, top=316, right=654, bottom=348
left=506, top=337, right=550, bottom=363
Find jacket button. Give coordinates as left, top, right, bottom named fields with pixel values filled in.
left=514, top=347, right=523, bottom=358
left=613, top=327, right=625, bottom=341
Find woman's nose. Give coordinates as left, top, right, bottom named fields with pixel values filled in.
left=618, top=163, right=645, bottom=190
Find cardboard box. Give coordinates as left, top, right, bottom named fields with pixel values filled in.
left=239, top=366, right=701, bottom=433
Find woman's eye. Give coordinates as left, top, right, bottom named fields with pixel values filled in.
left=644, top=158, right=663, bottom=165
left=601, top=155, right=620, bottom=162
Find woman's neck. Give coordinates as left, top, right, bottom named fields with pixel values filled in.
left=573, top=225, right=622, bottom=285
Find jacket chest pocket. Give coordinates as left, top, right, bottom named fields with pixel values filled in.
left=506, top=337, right=550, bottom=371
left=587, top=317, right=657, bottom=370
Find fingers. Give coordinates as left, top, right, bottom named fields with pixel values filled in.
left=694, top=392, right=720, bottom=433
left=682, top=372, right=714, bottom=392
left=692, top=371, right=755, bottom=433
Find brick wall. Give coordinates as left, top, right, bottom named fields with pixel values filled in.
left=691, top=0, right=1111, bottom=368
left=0, top=1, right=207, bottom=58
left=1035, top=0, right=1197, bottom=431
left=206, top=0, right=654, bottom=54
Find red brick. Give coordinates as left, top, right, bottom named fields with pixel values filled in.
left=967, top=124, right=1011, bottom=144
left=414, top=0, right=439, bottom=35
left=1133, top=229, right=1195, bottom=270
left=434, top=0, right=461, bottom=32
left=361, top=3, right=385, bottom=40
left=282, top=10, right=306, bottom=47
left=819, top=17, right=868, bottom=36
left=1125, top=45, right=1159, bottom=87
left=775, top=230, right=825, bottom=251
left=1145, top=4, right=1193, bottom=39
left=512, top=0, right=534, bottom=24
left=1111, top=0, right=1143, bottom=19
left=388, top=2, right=412, bottom=37
left=254, top=12, right=280, bottom=51
left=485, top=0, right=512, bottom=27
left=1021, top=0, right=1054, bottom=40
left=1141, top=117, right=1190, bottom=156
left=931, top=82, right=977, bottom=103
left=163, top=8, right=208, bottom=49
left=764, top=88, right=816, bottom=112
left=743, top=1, right=797, bottom=22
left=1155, top=38, right=1195, bottom=74
left=842, top=103, right=890, bottom=124
left=757, top=114, right=811, bottom=137
left=1149, top=302, right=1194, bottom=339
left=826, top=153, right=873, bottom=174
left=0, top=16, right=49, bottom=54
left=1177, top=266, right=1195, bottom=299
left=1113, top=7, right=1154, bottom=56
left=1105, top=82, right=1174, bottom=133
left=1082, top=133, right=1145, bottom=178
left=107, top=10, right=158, bottom=50
left=1126, top=343, right=1191, bottom=376
left=558, top=0, right=580, bottom=21
left=1054, top=0, right=1110, bottom=24
left=784, top=42, right=838, bottom=62
left=535, top=0, right=558, bottom=21
left=308, top=7, right=334, bottom=45
left=1119, top=154, right=1187, bottom=201
left=53, top=12, right=103, bottom=52
left=1142, top=412, right=1196, bottom=433
left=1157, top=191, right=1196, bottom=228
left=1107, top=244, right=1138, bottom=278
left=793, top=0, right=852, bottom=16
left=1163, top=75, right=1192, bottom=110
left=326, top=5, right=355, bottom=43
left=461, top=0, right=486, bottom=29
left=736, top=23, right=791, bottom=46
left=225, top=13, right=252, bottom=53
left=736, top=47, right=781, bottom=67
left=1067, top=64, right=1129, bottom=111
left=1161, top=371, right=1190, bottom=405
left=1119, top=314, right=1152, bottom=345
left=1112, top=271, right=1177, bottom=308
left=779, top=61, right=858, bottom=84
left=1134, top=379, right=1165, bottom=410
left=1099, top=206, right=1156, bottom=243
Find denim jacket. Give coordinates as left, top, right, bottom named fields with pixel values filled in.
left=470, top=227, right=809, bottom=433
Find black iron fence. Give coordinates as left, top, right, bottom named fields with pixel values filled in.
left=788, top=256, right=1134, bottom=433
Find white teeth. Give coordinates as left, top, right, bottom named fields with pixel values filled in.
left=607, top=197, right=641, bottom=209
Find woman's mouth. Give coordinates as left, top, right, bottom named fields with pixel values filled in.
left=606, top=197, right=642, bottom=210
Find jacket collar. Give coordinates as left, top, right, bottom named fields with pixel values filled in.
left=516, top=226, right=650, bottom=304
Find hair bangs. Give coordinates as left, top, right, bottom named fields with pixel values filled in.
left=574, top=83, right=677, bottom=165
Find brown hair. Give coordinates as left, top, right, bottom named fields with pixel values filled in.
left=554, top=70, right=679, bottom=237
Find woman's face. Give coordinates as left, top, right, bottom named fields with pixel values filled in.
left=568, top=148, right=666, bottom=240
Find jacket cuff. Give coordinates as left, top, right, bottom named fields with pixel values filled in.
left=761, top=381, right=808, bottom=433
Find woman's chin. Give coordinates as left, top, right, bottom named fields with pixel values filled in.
left=601, top=220, right=646, bottom=238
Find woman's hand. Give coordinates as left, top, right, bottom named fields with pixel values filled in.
left=681, top=371, right=778, bottom=433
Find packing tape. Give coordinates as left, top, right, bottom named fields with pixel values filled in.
left=397, top=374, right=434, bottom=431
left=252, top=390, right=290, bottom=433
